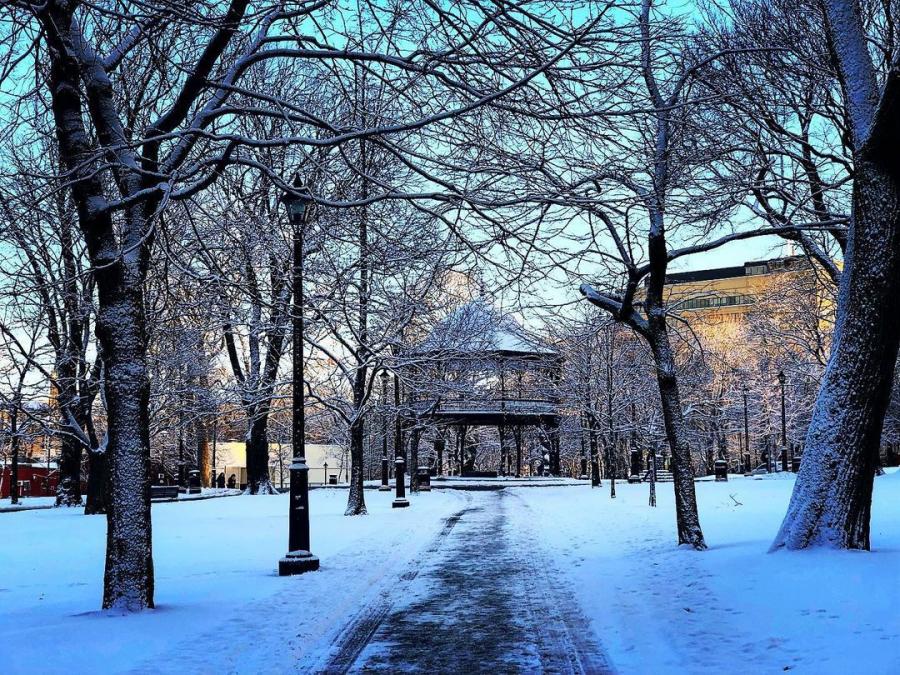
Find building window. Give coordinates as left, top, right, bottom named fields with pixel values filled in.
left=679, top=294, right=753, bottom=310
left=745, top=264, right=767, bottom=275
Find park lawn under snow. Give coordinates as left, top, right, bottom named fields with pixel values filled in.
left=2, top=475, right=899, bottom=673
left=0, top=487, right=471, bottom=673
left=510, top=472, right=900, bottom=674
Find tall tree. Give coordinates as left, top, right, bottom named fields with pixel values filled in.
left=771, top=0, right=900, bottom=550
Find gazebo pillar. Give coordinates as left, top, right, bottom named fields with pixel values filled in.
left=514, top=426, right=523, bottom=477
left=549, top=421, right=561, bottom=476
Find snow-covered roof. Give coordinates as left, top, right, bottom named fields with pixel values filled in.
left=409, top=300, right=558, bottom=358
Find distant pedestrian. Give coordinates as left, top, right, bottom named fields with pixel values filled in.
left=217, top=472, right=226, bottom=489
left=227, top=473, right=237, bottom=489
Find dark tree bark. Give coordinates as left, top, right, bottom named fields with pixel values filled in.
left=37, top=0, right=254, bottom=609
left=40, top=4, right=155, bottom=609
left=645, top=289, right=706, bottom=548
left=84, top=448, right=108, bottom=515
left=5, top=196, right=98, bottom=508
left=344, top=142, right=374, bottom=515
left=196, top=417, right=211, bottom=488
left=435, top=435, right=445, bottom=475
left=345, top=405, right=368, bottom=515
left=409, top=426, right=422, bottom=493
left=579, top=0, right=707, bottom=549
left=56, top=431, right=83, bottom=506
left=463, top=430, right=477, bottom=473
left=97, top=285, right=154, bottom=609
left=245, top=413, right=273, bottom=493
left=223, top=255, right=290, bottom=496
left=772, top=0, right=900, bottom=550
left=589, top=413, right=601, bottom=487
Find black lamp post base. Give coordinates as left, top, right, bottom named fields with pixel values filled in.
left=378, top=484, right=392, bottom=491
left=279, top=550, right=320, bottom=576
left=392, top=498, right=410, bottom=508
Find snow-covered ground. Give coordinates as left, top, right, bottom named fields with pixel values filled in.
left=0, top=488, right=470, bottom=673
left=2, top=474, right=899, bottom=673
left=510, top=472, right=900, bottom=674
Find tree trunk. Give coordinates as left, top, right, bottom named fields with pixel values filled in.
left=9, top=408, right=19, bottom=505
left=409, top=427, right=421, bottom=493
left=345, top=415, right=367, bottom=515
left=588, top=413, right=601, bottom=487
left=196, top=417, right=211, bottom=488
left=245, top=411, right=276, bottom=494
left=463, top=429, right=477, bottom=473
left=55, top=417, right=83, bottom=506
left=772, top=153, right=900, bottom=550
left=649, top=327, right=706, bottom=549
left=84, top=448, right=108, bottom=515
left=97, top=289, right=154, bottom=611
left=435, top=435, right=445, bottom=476
left=54, top=365, right=83, bottom=506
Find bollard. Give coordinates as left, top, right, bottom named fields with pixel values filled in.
left=393, top=456, right=410, bottom=508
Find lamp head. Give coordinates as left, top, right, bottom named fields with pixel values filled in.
left=777, top=370, right=786, bottom=385
left=282, top=174, right=311, bottom=221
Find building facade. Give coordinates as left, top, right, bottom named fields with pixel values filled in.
left=664, top=256, right=829, bottom=325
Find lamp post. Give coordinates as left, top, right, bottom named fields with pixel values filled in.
left=279, top=175, right=319, bottom=576
left=778, top=370, right=788, bottom=473
left=379, top=370, right=391, bottom=491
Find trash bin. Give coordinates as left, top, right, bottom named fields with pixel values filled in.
left=188, top=469, right=202, bottom=494
left=791, top=454, right=801, bottom=473
left=328, top=474, right=338, bottom=486
left=417, top=467, right=432, bottom=492
left=714, top=459, right=728, bottom=482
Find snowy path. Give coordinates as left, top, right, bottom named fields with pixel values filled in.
left=308, top=489, right=613, bottom=674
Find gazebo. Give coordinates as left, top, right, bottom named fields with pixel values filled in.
left=402, top=300, right=563, bottom=476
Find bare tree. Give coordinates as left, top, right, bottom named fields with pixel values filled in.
left=771, top=0, right=900, bottom=550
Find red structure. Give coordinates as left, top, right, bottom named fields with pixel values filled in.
left=1, top=462, right=60, bottom=498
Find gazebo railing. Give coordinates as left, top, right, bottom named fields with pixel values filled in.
left=407, top=396, right=560, bottom=416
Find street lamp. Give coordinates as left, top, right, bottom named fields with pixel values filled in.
left=279, top=175, right=319, bottom=576
left=379, top=370, right=391, bottom=491
left=778, top=369, right=788, bottom=473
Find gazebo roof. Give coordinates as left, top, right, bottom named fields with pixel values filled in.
left=409, top=300, right=558, bottom=358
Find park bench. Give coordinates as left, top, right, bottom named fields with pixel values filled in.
left=150, top=485, right=180, bottom=501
